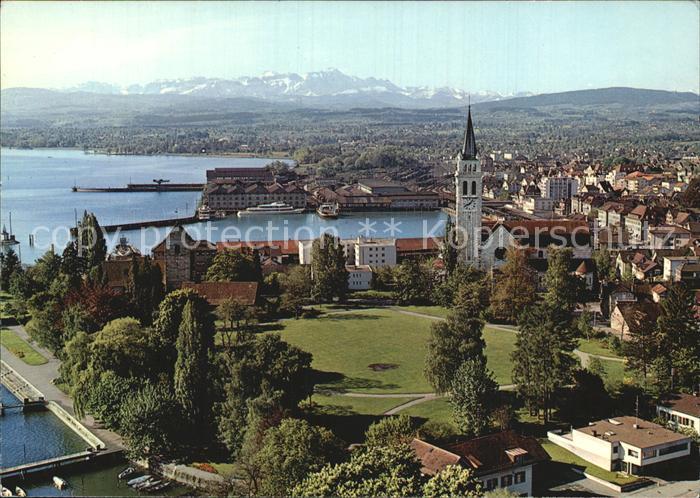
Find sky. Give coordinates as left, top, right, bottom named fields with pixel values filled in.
left=1, top=1, right=698, bottom=94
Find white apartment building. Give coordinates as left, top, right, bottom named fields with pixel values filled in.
left=548, top=416, right=691, bottom=475
left=538, top=176, right=580, bottom=200
left=657, top=394, right=700, bottom=435
left=354, top=238, right=396, bottom=267
left=662, top=256, right=700, bottom=281
left=346, top=265, right=373, bottom=290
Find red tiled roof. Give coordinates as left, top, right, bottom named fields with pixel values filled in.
left=181, top=281, right=258, bottom=306
left=410, top=439, right=462, bottom=476
left=447, top=430, right=549, bottom=476
left=395, top=237, right=442, bottom=252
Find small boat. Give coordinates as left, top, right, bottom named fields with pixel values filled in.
left=0, top=487, right=12, bottom=497
left=15, top=487, right=27, bottom=497
left=134, top=478, right=159, bottom=490
left=316, top=202, right=339, bottom=219
left=148, top=481, right=171, bottom=492
left=53, top=476, right=69, bottom=489
left=237, top=201, right=304, bottom=217
left=127, top=474, right=151, bottom=487
left=118, top=466, right=137, bottom=479
left=139, top=479, right=162, bottom=491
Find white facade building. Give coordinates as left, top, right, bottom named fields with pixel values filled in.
left=538, top=176, right=580, bottom=200
left=346, top=265, right=373, bottom=290
left=657, top=394, right=700, bottom=435
left=354, top=238, right=396, bottom=267
left=548, top=416, right=691, bottom=475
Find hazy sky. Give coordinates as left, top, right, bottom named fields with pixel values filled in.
left=2, top=1, right=698, bottom=94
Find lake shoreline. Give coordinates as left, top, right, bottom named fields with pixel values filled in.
left=1, top=146, right=293, bottom=161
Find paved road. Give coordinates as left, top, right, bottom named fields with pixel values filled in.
left=2, top=325, right=124, bottom=450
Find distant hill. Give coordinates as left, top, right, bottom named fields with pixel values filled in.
left=476, top=87, right=698, bottom=110
left=1, top=83, right=697, bottom=128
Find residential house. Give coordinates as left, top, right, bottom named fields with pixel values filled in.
left=657, top=393, right=700, bottom=435
left=676, top=262, right=700, bottom=288
left=662, top=256, right=700, bottom=282
left=610, top=301, right=660, bottom=340
left=547, top=416, right=692, bottom=475
left=410, top=431, right=550, bottom=497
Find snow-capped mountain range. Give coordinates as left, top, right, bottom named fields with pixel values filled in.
left=66, top=69, right=532, bottom=108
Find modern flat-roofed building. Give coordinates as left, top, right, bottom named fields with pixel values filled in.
left=548, top=416, right=691, bottom=475
left=346, top=265, right=373, bottom=290
left=657, top=393, right=700, bottom=435
left=354, top=238, right=396, bottom=267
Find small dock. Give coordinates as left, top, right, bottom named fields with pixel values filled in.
left=0, top=448, right=123, bottom=479
left=72, top=183, right=204, bottom=193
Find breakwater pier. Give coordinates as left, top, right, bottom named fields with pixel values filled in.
left=72, top=182, right=204, bottom=193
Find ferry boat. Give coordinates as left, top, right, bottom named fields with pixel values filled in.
left=316, top=202, right=339, bottom=219
left=237, top=202, right=304, bottom=217
left=197, top=204, right=213, bottom=221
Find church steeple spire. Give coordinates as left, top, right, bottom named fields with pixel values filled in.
left=461, top=106, right=477, bottom=160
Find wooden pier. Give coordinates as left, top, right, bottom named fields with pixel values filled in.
left=0, top=448, right=123, bottom=479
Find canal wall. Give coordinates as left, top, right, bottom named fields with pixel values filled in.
left=0, top=361, right=44, bottom=401
left=145, top=460, right=228, bottom=494
left=46, top=401, right=106, bottom=450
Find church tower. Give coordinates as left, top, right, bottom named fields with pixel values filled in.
left=454, top=106, right=482, bottom=265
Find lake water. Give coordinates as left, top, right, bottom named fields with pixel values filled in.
left=1, top=148, right=447, bottom=263
left=0, top=385, right=190, bottom=496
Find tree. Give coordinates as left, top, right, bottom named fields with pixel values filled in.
left=254, top=418, right=344, bottom=496
left=394, top=258, right=431, bottom=305
left=280, top=265, right=312, bottom=318
left=575, top=309, right=594, bottom=340
left=587, top=356, right=606, bottom=379
left=89, top=317, right=155, bottom=379
left=77, top=211, right=107, bottom=271
left=310, top=234, right=348, bottom=303
left=293, top=444, right=424, bottom=497
left=489, top=247, right=537, bottom=323
left=126, top=256, right=164, bottom=326
left=83, top=371, right=140, bottom=429
left=0, top=248, right=21, bottom=291
left=543, top=246, right=581, bottom=313
left=423, top=465, right=482, bottom=498
left=559, top=369, right=612, bottom=424
left=425, top=297, right=486, bottom=393
left=216, top=334, right=313, bottom=455
left=174, top=299, right=214, bottom=429
left=365, top=414, right=416, bottom=447
left=440, top=216, right=458, bottom=278
left=61, top=241, right=85, bottom=290
left=623, top=309, right=658, bottom=382
left=511, top=303, right=578, bottom=422
left=450, top=357, right=498, bottom=437
left=119, top=383, right=182, bottom=460
left=216, top=298, right=247, bottom=347
left=592, top=248, right=616, bottom=283
left=655, top=283, right=700, bottom=391
left=152, top=289, right=213, bottom=374
left=65, top=280, right=130, bottom=331
left=206, top=250, right=261, bottom=282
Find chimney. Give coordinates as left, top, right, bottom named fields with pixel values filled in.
left=633, top=424, right=639, bottom=429
left=591, top=430, right=598, bottom=437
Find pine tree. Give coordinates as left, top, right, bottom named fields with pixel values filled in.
left=511, top=303, right=578, bottom=422
left=543, top=246, right=582, bottom=313
left=623, top=308, right=658, bottom=382
left=450, top=357, right=498, bottom=437
left=78, top=211, right=107, bottom=271
left=489, top=247, right=537, bottom=323
left=126, top=256, right=164, bottom=326
left=310, top=234, right=348, bottom=303
left=655, top=283, right=700, bottom=391
left=174, top=299, right=214, bottom=429
left=0, top=248, right=21, bottom=291
left=425, top=291, right=486, bottom=393
left=61, top=241, right=85, bottom=289
left=440, top=216, right=458, bottom=277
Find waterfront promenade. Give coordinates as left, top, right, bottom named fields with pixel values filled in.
left=0, top=325, right=124, bottom=452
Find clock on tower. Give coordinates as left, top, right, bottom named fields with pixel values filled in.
left=454, top=106, right=482, bottom=266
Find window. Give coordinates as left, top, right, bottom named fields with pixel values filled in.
left=501, top=475, right=513, bottom=487
left=627, top=449, right=639, bottom=458
left=463, top=181, right=469, bottom=195
left=472, top=181, right=477, bottom=196
left=642, top=448, right=657, bottom=459
left=514, top=471, right=526, bottom=484
left=484, top=478, right=498, bottom=490
left=612, top=445, right=619, bottom=454
left=659, top=442, right=688, bottom=456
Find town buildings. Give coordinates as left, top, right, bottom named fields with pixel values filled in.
left=151, top=226, right=217, bottom=290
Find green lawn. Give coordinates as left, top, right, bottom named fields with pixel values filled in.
left=401, top=397, right=457, bottom=430
left=577, top=338, right=620, bottom=359
left=0, top=328, right=47, bottom=365
left=600, top=359, right=626, bottom=386
left=275, top=308, right=516, bottom=394
left=398, top=305, right=449, bottom=319
left=540, top=440, right=640, bottom=486
left=310, top=393, right=417, bottom=416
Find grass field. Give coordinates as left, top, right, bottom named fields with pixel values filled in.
left=600, top=359, right=626, bottom=385
left=577, top=338, right=620, bottom=358
left=0, top=328, right=47, bottom=365
left=540, top=440, right=640, bottom=486
left=310, top=393, right=417, bottom=416
left=398, top=305, right=449, bottom=319
left=401, top=397, right=457, bottom=430
left=275, top=308, right=516, bottom=394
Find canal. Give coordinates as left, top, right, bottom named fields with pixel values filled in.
left=0, top=385, right=191, bottom=496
